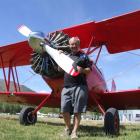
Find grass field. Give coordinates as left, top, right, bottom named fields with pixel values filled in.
left=0, top=115, right=140, bottom=140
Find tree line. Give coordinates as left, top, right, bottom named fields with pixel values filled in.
left=0, top=102, right=60, bottom=114
left=0, top=103, right=23, bottom=114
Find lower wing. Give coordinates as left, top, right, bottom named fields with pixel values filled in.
left=0, top=92, right=60, bottom=108
left=98, top=89, right=140, bottom=110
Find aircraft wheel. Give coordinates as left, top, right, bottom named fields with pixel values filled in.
left=104, top=108, right=120, bottom=135
left=19, top=107, right=37, bottom=125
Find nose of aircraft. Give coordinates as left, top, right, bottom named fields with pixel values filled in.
left=28, top=32, right=46, bottom=54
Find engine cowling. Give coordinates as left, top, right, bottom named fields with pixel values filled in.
left=30, top=31, right=71, bottom=78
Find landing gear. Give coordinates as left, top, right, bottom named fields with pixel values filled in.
left=104, top=108, right=120, bottom=135
left=19, top=107, right=37, bottom=125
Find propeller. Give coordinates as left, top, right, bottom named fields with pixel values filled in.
left=18, top=25, right=32, bottom=37
left=18, top=25, right=70, bottom=78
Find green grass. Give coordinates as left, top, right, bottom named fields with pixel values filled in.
left=0, top=115, right=140, bottom=140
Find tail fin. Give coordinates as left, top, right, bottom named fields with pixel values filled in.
left=111, top=79, right=116, bottom=92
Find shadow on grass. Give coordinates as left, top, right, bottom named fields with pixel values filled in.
left=40, top=120, right=127, bottom=138
left=45, top=121, right=65, bottom=127
left=78, top=125, right=124, bottom=137
left=79, top=125, right=105, bottom=137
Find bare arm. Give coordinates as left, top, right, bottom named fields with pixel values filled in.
left=77, top=67, right=91, bottom=75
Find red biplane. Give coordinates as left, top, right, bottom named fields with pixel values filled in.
left=0, top=10, right=140, bottom=135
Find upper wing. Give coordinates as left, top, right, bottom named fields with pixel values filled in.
left=95, top=10, right=140, bottom=54
left=0, top=41, right=32, bottom=68
left=61, top=10, right=140, bottom=54
left=0, top=91, right=60, bottom=107
left=0, top=22, right=96, bottom=67
left=97, top=89, right=140, bottom=110
left=1, top=10, right=140, bottom=67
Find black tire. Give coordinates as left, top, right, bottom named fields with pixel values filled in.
left=104, top=108, right=120, bottom=135
left=19, top=107, right=37, bottom=125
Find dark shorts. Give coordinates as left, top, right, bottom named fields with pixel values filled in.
left=61, top=85, right=88, bottom=113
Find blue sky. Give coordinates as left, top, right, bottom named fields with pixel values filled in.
left=0, top=0, right=140, bottom=92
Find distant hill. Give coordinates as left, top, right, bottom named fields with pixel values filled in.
left=0, top=79, right=34, bottom=92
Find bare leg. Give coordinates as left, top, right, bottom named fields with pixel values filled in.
left=63, top=112, right=71, bottom=130
left=72, top=113, right=81, bottom=133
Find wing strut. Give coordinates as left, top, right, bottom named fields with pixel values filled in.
left=86, top=36, right=94, bottom=54
left=95, top=45, right=103, bottom=65
left=0, top=54, right=20, bottom=92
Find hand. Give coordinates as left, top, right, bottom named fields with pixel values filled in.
left=77, top=66, right=84, bottom=73
left=77, top=67, right=91, bottom=74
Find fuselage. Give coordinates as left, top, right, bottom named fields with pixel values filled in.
left=43, top=62, right=108, bottom=110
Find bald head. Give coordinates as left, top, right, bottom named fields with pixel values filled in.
left=69, top=37, right=80, bottom=53
left=69, top=37, right=80, bottom=46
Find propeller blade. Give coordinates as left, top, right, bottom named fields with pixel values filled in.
left=18, top=25, right=32, bottom=37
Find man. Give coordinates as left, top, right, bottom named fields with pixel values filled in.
left=60, top=37, right=92, bottom=139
